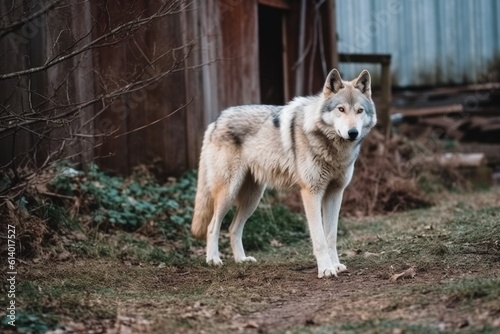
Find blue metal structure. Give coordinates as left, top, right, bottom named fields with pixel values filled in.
left=336, top=0, right=500, bottom=87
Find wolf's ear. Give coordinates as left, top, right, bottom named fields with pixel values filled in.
left=323, top=69, right=344, bottom=96
left=354, top=70, right=371, bottom=96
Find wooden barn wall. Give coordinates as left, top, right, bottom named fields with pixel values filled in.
left=92, top=1, right=188, bottom=175
left=93, top=0, right=260, bottom=176
left=181, top=0, right=260, bottom=170
left=1, top=0, right=337, bottom=176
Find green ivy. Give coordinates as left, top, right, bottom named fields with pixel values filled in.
left=49, top=164, right=197, bottom=238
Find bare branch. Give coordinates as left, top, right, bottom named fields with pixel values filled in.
left=0, top=0, right=64, bottom=39
left=0, top=1, right=180, bottom=80
left=0, top=39, right=193, bottom=136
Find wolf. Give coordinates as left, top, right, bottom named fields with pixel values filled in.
left=191, top=69, right=377, bottom=278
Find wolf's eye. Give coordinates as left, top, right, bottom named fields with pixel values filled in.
left=357, top=108, right=364, bottom=114
left=338, top=107, right=345, bottom=112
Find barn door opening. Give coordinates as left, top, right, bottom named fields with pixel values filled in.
left=258, top=4, right=287, bottom=105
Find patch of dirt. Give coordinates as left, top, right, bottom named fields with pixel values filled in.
left=246, top=267, right=500, bottom=332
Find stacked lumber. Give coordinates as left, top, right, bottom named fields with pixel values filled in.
left=391, top=83, right=500, bottom=168
left=391, top=83, right=500, bottom=187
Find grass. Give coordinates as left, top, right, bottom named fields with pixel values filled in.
left=444, top=278, right=500, bottom=303
left=1, top=189, right=499, bottom=333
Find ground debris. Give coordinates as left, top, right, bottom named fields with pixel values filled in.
left=229, top=319, right=260, bottom=330
left=343, top=130, right=436, bottom=216
left=389, top=267, right=417, bottom=282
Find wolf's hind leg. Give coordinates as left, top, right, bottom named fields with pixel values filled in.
left=230, top=173, right=265, bottom=263
left=206, top=184, right=238, bottom=266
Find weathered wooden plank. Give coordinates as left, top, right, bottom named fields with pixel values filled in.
left=241, top=0, right=260, bottom=104
left=202, top=1, right=222, bottom=124
left=123, top=0, right=148, bottom=170
left=285, top=0, right=336, bottom=98
left=339, top=53, right=392, bottom=65
left=458, top=143, right=500, bottom=165
left=392, top=104, right=464, bottom=117
left=92, top=2, right=130, bottom=174
left=0, top=1, right=33, bottom=167
left=326, top=0, right=338, bottom=71
left=258, top=0, right=290, bottom=10
left=181, top=3, right=205, bottom=169
left=146, top=5, right=188, bottom=176
left=284, top=0, right=301, bottom=98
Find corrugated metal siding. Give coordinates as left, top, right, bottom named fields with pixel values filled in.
left=336, top=0, right=500, bottom=87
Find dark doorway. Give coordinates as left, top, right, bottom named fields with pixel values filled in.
left=258, top=5, right=285, bottom=105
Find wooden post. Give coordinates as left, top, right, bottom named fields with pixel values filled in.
left=327, top=0, right=338, bottom=71
left=380, top=57, right=392, bottom=139
left=294, top=0, right=307, bottom=96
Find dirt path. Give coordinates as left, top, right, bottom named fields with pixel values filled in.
left=8, top=250, right=500, bottom=334
left=228, top=267, right=500, bottom=332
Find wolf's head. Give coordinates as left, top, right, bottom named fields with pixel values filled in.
left=319, top=69, right=377, bottom=142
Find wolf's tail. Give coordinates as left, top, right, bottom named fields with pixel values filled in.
left=191, top=157, right=214, bottom=240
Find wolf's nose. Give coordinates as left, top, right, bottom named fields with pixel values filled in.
left=348, top=128, right=358, bottom=140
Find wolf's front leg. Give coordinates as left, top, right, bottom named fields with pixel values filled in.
left=301, top=189, right=336, bottom=278
left=322, top=185, right=347, bottom=274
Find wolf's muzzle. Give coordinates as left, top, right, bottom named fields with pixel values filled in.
left=348, top=128, right=359, bottom=140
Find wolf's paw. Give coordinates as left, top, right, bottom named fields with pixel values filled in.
left=235, top=256, right=257, bottom=263
left=318, top=267, right=338, bottom=278
left=207, top=257, right=223, bottom=266
left=334, top=263, right=347, bottom=273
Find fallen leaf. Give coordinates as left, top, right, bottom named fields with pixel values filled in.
left=67, top=322, right=86, bottom=331
left=180, top=312, right=194, bottom=319
left=389, top=267, right=416, bottom=282
left=364, top=251, right=379, bottom=258
left=246, top=320, right=259, bottom=328
left=344, top=250, right=357, bottom=257
left=270, top=239, right=282, bottom=247
left=57, top=252, right=71, bottom=261
left=71, top=232, right=87, bottom=241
